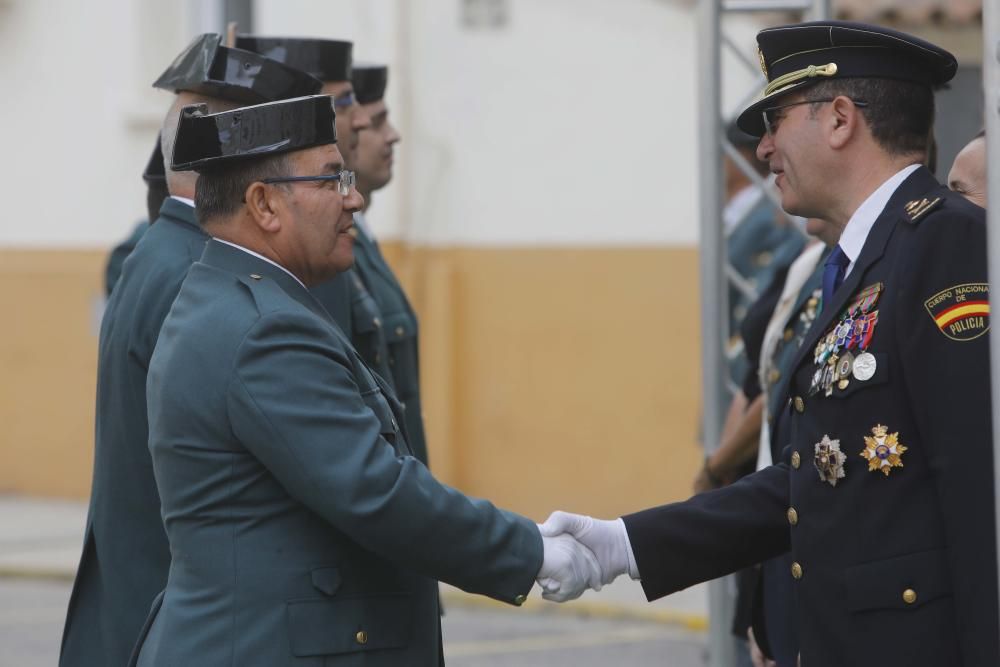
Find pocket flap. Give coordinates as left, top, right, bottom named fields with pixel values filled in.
left=846, top=549, right=951, bottom=612
left=310, top=567, right=342, bottom=596
left=286, top=593, right=412, bottom=656
left=830, top=352, right=889, bottom=399
left=383, top=312, right=416, bottom=342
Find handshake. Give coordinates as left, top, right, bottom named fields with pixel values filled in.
left=534, top=511, right=639, bottom=602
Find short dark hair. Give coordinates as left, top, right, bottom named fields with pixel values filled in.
left=807, top=78, right=935, bottom=157
left=195, top=154, right=290, bottom=226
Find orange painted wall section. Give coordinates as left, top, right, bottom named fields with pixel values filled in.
left=0, top=245, right=705, bottom=520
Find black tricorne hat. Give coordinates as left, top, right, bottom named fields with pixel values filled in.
left=352, top=64, right=388, bottom=104
left=153, top=33, right=322, bottom=104
left=235, top=35, right=352, bottom=82
left=171, top=95, right=338, bottom=172
left=737, top=20, right=957, bottom=136
left=142, top=134, right=166, bottom=184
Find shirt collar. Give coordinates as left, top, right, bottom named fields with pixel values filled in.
left=170, top=195, right=195, bottom=209
left=838, top=163, right=921, bottom=277
left=211, top=238, right=306, bottom=289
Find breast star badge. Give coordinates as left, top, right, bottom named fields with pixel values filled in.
left=861, top=424, right=907, bottom=476
left=814, top=435, right=846, bottom=487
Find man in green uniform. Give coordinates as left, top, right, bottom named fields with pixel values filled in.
left=59, top=35, right=322, bottom=667
left=343, top=63, right=431, bottom=465
left=235, top=35, right=371, bottom=332
left=132, top=94, right=599, bottom=666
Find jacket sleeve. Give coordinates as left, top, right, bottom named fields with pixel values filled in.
left=226, top=308, right=541, bottom=605
left=894, top=203, right=1000, bottom=665
left=622, top=462, right=791, bottom=601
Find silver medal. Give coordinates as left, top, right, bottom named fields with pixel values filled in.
left=852, top=352, right=877, bottom=381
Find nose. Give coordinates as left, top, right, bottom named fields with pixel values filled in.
left=387, top=122, right=401, bottom=145
left=756, top=133, right=774, bottom=163
left=345, top=186, right=364, bottom=213
left=352, top=105, right=372, bottom=131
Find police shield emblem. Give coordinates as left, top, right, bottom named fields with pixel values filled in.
left=924, top=283, right=990, bottom=341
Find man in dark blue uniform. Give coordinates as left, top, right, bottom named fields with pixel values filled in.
left=59, top=35, right=323, bottom=667
left=541, top=21, right=998, bottom=667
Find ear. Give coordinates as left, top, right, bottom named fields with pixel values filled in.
left=244, top=181, right=283, bottom=234
left=828, top=96, right=861, bottom=150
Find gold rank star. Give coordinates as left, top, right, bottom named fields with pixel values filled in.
left=861, top=424, right=907, bottom=476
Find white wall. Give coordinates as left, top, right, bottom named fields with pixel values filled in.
left=0, top=0, right=767, bottom=247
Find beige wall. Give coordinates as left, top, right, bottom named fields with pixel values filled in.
left=0, top=245, right=704, bottom=520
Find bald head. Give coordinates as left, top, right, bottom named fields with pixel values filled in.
left=161, top=92, right=241, bottom=198
left=948, top=134, right=987, bottom=209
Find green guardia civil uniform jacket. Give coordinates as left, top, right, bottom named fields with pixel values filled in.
left=133, top=239, right=541, bottom=667
left=350, top=213, right=429, bottom=465
left=60, top=198, right=205, bottom=667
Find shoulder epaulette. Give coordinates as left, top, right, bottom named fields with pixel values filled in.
left=904, top=197, right=943, bottom=224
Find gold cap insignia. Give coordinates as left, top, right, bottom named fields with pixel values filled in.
left=861, top=424, right=907, bottom=476
left=814, top=435, right=846, bottom=487
left=758, top=47, right=768, bottom=78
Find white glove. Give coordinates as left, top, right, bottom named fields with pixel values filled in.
left=536, top=532, right=603, bottom=602
left=539, top=511, right=635, bottom=586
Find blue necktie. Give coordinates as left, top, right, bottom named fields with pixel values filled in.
left=821, top=245, right=850, bottom=309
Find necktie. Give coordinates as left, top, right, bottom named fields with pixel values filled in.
left=821, top=245, right=850, bottom=309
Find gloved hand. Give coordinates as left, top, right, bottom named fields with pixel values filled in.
left=536, top=532, right=602, bottom=602
left=539, top=511, right=634, bottom=586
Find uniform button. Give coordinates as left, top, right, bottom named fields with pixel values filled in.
left=787, top=508, right=798, bottom=525
left=791, top=452, right=801, bottom=469
left=902, top=589, right=917, bottom=605
left=793, top=396, right=805, bottom=413
left=769, top=369, right=781, bottom=384
left=514, top=594, right=527, bottom=606
left=783, top=328, right=794, bottom=342
left=355, top=630, right=368, bottom=644
left=791, top=562, right=803, bottom=579
left=395, top=326, right=405, bottom=337
left=249, top=274, right=262, bottom=280
left=373, top=317, right=382, bottom=328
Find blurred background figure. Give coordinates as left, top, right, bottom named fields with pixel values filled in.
left=948, top=130, right=987, bottom=208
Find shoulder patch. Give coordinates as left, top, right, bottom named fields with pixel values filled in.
left=904, top=197, right=942, bottom=224
left=924, top=283, right=990, bottom=341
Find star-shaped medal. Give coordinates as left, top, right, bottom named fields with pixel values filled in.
left=814, top=435, right=846, bottom=487
left=860, top=424, right=907, bottom=476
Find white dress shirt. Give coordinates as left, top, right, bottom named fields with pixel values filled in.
left=212, top=238, right=306, bottom=289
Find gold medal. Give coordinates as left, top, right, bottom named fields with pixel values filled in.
left=860, top=424, right=907, bottom=476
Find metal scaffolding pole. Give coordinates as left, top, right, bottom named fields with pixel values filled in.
left=697, top=1, right=828, bottom=665
left=985, top=0, right=1000, bottom=642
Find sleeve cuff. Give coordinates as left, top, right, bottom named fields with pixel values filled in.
left=617, top=517, right=641, bottom=580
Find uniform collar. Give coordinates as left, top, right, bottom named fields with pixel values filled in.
left=211, top=238, right=307, bottom=289
left=838, top=163, right=920, bottom=277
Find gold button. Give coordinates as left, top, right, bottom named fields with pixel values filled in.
left=791, top=562, right=803, bottom=579
left=249, top=274, right=262, bottom=280
left=794, top=396, right=805, bottom=413
left=373, top=317, right=382, bottom=327
left=355, top=630, right=368, bottom=644
left=395, top=326, right=405, bottom=337
left=791, top=452, right=801, bottom=469
left=787, top=508, right=798, bottom=525
left=902, top=589, right=917, bottom=605
left=769, top=369, right=781, bottom=384
left=514, top=594, right=527, bottom=606
left=783, top=328, right=794, bottom=342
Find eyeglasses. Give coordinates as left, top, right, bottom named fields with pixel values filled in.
left=333, top=91, right=356, bottom=108
left=762, top=98, right=869, bottom=136
left=261, top=170, right=356, bottom=196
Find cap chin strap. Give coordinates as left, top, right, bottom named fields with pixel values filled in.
left=764, top=62, right=838, bottom=97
